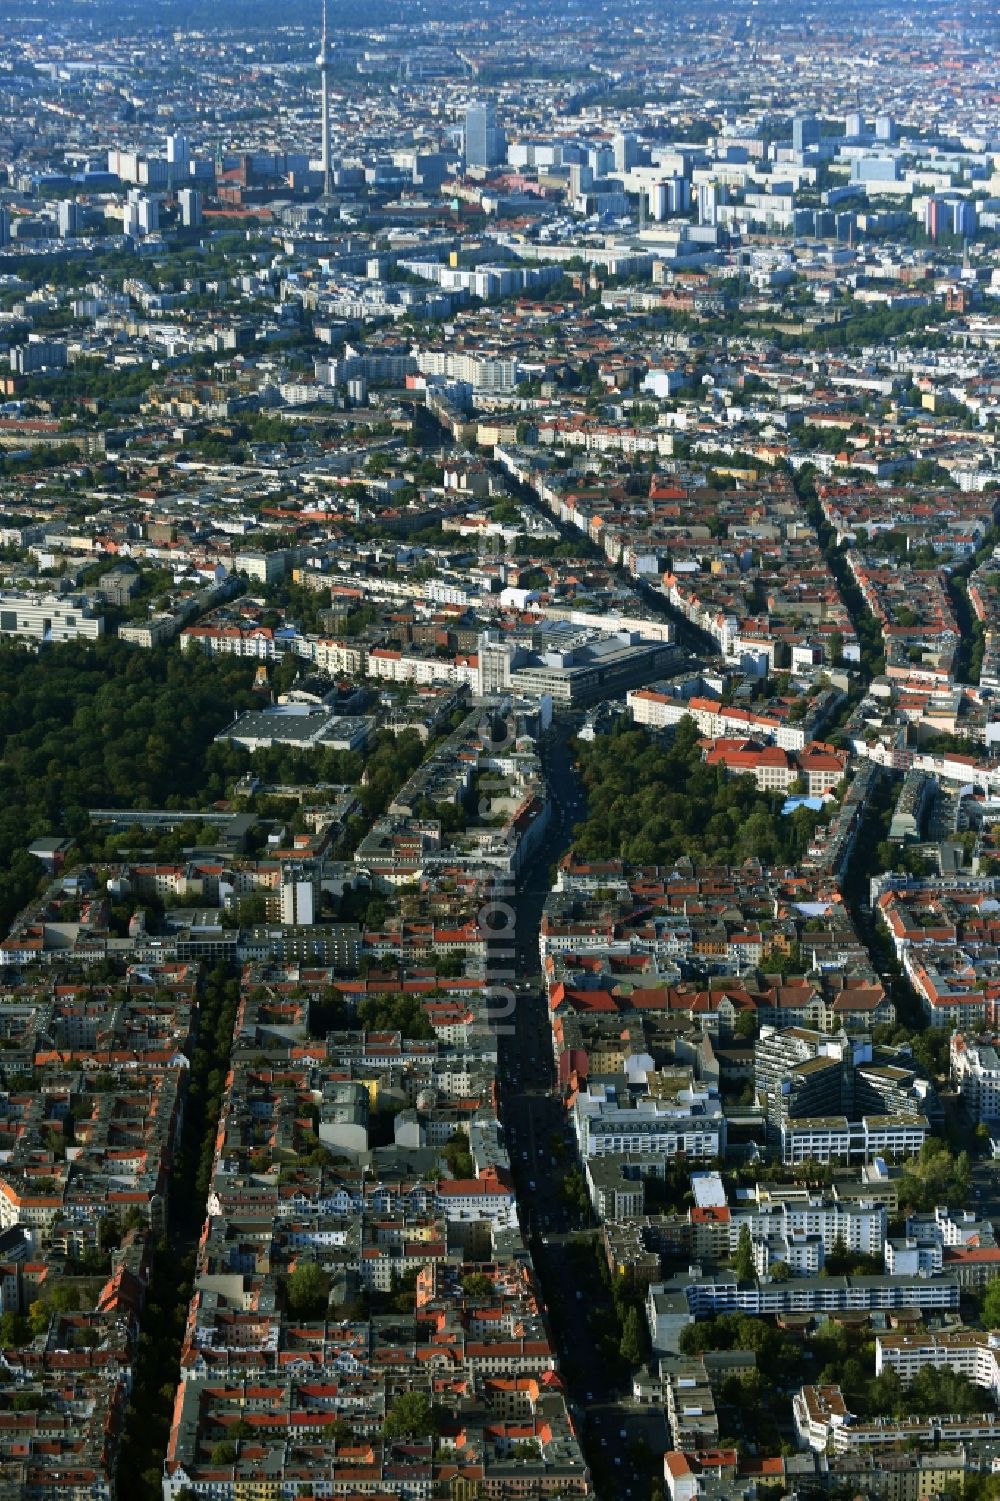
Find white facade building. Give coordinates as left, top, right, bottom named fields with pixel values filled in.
left=0, top=591, right=104, bottom=643
left=951, top=1033, right=1000, bottom=1122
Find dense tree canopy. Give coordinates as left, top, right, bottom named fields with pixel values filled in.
left=284, top=1261, right=331, bottom=1319
left=897, top=1139, right=971, bottom=1214
left=0, top=639, right=258, bottom=932
left=572, top=718, right=827, bottom=866
left=383, top=1390, right=438, bottom=1441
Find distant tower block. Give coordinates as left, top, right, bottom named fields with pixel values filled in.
left=317, top=0, right=333, bottom=196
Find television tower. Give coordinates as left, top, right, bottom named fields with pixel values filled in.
left=317, top=0, right=332, bottom=196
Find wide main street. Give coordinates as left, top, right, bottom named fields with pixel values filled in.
left=496, top=720, right=666, bottom=1499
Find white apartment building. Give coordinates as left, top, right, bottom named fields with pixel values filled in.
left=951, top=1033, right=1000, bottom=1121
left=367, top=647, right=478, bottom=688
left=876, top=1329, right=1000, bottom=1393
left=416, top=350, right=520, bottom=390
left=906, top=1204, right=992, bottom=1249
left=731, top=1194, right=886, bottom=1257
left=884, top=1238, right=943, bottom=1277
left=753, top=1233, right=825, bottom=1277
left=234, top=550, right=293, bottom=583
left=793, top=1385, right=854, bottom=1452
left=627, top=687, right=690, bottom=731
left=296, top=636, right=367, bottom=676
left=181, top=623, right=277, bottom=658
left=0, top=1178, right=63, bottom=1236
left=118, top=614, right=180, bottom=648
left=647, top=1275, right=960, bottom=1348
left=628, top=688, right=809, bottom=750
left=781, top=1113, right=929, bottom=1165
left=279, top=868, right=317, bottom=926
left=435, top=1175, right=518, bottom=1228
left=11, top=339, right=67, bottom=375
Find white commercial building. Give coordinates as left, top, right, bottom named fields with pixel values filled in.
left=0, top=591, right=104, bottom=643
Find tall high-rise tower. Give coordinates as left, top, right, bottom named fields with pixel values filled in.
left=464, top=100, right=506, bottom=170
left=317, top=0, right=332, bottom=196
